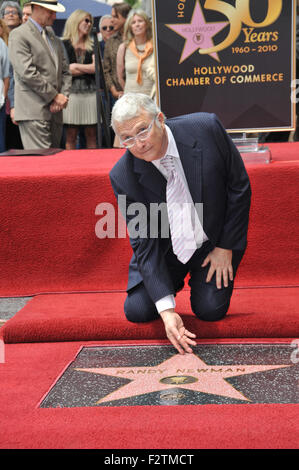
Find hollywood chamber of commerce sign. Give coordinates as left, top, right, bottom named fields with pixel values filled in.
left=152, top=0, right=296, bottom=133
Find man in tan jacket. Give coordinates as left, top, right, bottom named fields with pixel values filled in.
left=8, top=0, right=71, bottom=149
left=103, top=2, right=131, bottom=103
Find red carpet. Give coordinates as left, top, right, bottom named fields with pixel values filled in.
left=1, top=145, right=299, bottom=450
left=0, top=339, right=298, bottom=449
left=0, top=146, right=298, bottom=297
left=1, top=287, right=299, bottom=343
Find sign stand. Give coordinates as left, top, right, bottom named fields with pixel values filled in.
left=232, top=133, right=271, bottom=164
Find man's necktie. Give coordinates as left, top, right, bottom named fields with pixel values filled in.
left=42, top=29, right=56, bottom=64
left=160, top=154, right=197, bottom=264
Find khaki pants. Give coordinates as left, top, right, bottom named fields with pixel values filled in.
left=18, top=117, right=63, bottom=150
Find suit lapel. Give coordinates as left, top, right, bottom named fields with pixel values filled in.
left=167, top=121, right=203, bottom=204
left=47, top=28, right=59, bottom=69
left=131, top=118, right=203, bottom=204
left=133, top=155, right=167, bottom=201
left=44, top=27, right=58, bottom=69
left=176, top=140, right=203, bottom=204
left=27, top=21, right=57, bottom=68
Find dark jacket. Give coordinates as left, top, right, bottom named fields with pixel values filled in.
left=110, top=112, right=251, bottom=302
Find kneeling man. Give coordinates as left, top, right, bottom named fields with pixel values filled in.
left=109, top=93, right=251, bottom=354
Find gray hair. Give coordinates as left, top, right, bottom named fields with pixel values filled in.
left=111, top=93, right=162, bottom=130
left=0, top=1, right=22, bottom=19
left=99, top=14, right=112, bottom=30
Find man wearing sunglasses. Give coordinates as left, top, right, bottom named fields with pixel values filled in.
left=99, top=15, right=114, bottom=44
left=99, top=15, right=114, bottom=74
left=8, top=0, right=71, bottom=149
left=110, top=93, right=251, bottom=355
left=103, top=2, right=132, bottom=104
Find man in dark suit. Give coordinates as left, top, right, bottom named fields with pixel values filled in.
left=110, top=93, right=251, bottom=354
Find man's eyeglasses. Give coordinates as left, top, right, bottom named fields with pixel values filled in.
left=119, top=117, right=156, bottom=148
left=4, top=10, right=18, bottom=16
left=101, top=26, right=114, bottom=31
left=84, top=18, right=92, bottom=24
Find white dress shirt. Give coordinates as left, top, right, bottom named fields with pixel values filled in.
left=152, top=125, right=208, bottom=314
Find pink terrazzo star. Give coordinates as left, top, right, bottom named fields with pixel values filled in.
left=166, top=0, right=228, bottom=63
left=76, top=352, right=290, bottom=404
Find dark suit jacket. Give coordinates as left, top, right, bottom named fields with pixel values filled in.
left=109, top=112, right=251, bottom=303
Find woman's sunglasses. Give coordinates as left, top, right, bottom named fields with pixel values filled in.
left=84, top=18, right=92, bottom=24
left=101, top=26, right=114, bottom=31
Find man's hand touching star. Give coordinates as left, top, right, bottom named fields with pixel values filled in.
left=159, top=309, right=197, bottom=355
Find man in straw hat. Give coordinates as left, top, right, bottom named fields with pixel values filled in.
left=8, top=0, right=72, bottom=149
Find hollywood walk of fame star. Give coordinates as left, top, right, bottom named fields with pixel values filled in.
left=166, top=0, right=228, bottom=63
left=75, top=352, right=291, bottom=405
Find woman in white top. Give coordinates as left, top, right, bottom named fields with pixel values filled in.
left=116, top=9, right=155, bottom=100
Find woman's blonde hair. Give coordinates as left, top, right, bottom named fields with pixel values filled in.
left=0, top=19, right=9, bottom=45
left=62, top=9, right=94, bottom=51
left=123, top=9, right=152, bottom=46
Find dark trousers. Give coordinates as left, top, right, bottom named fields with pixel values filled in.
left=124, top=241, right=245, bottom=323
left=0, top=105, right=6, bottom=152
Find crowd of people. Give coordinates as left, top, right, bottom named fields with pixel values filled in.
left=0, top=0, right=298, bottom=151
left=0, top=0, right=156, bottom=151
